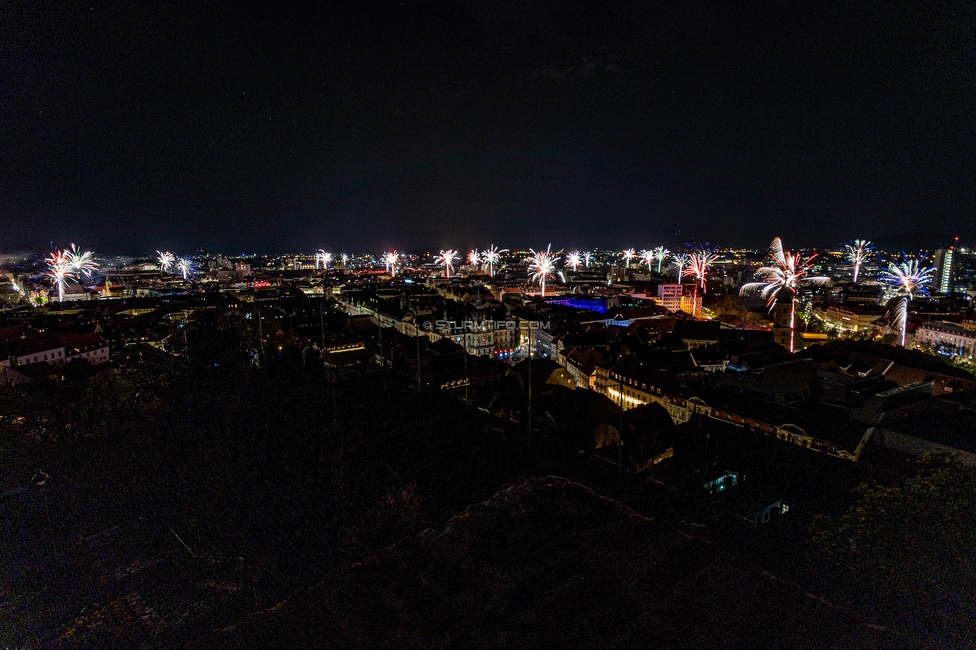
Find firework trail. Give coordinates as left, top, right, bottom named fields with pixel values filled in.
left=44, top=249, right=73, bottom=302
left=175, top=256, right=196, bottom=280
left=481, top=245, right=507, bottom=277
left=565, top=251, right=583, bottom=271
left=739, top=237, right=829, bottom=352
left=157, top=251, right=176, bottom=273
left=316, top=249, right=333, bottom=269
left=584, top=252, right=593, bottom=268
left=341, top=253, right=349, bottom=267
left=880, top=254, right=934, bottom=347
left=653, top=246, right=670, bottom=274
left=383, top=251, right=399, bottom=276
left=845, top=239, right=873, bottom=284
left=671, top=252, right=690, bottom=281
left=638, top=249, right=655, bottom=270
left=437, top=249, right=459, bottom=278
left=683, top=248, right=719, bottom=291
left=528, top=244, right=560, bottom=297
left=66, top=245, right=98, bottom=277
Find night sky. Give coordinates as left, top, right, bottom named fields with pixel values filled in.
left=2, top=1, right=974, bottom=254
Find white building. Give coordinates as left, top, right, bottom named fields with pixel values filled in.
left=914, top=321, right=976, bottom=359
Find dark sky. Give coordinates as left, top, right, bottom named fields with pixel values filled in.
left=2, top=1, right=974, bottom=254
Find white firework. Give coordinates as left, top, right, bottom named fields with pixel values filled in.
left=844, top=239, right=873, bottom=284
left=481, top=245, right=507, bottom=277
left=740, top=237, right=829, bottom=353
left=653, top=246, right=670, bottom=274
left=639, top=249, right=655, bottom=269
left=44, top=249, right=73, bottom=302
left=157, top=251, right=176, bottom=273
left=622, top=248, right=636, bottom=267
left=565, top=251, right=583, bottom=271
left=683, top=248, right=720, bottom=291
left=880, top=254, right=935, bottom=347
left=175, top=256, right=196, bottom=280
left=437, top=249, right=459, bottom=278
left=528, top=244, right=560, bottom=297
left=66, top=244, right=98, bottom=277
left=671, top=252, right=690, bottom=281
left=384, top=251, right=399, bottom=276
left=316, top=249, right=333, bottom=269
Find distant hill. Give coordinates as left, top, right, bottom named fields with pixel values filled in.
left=199, top=477, right=911, bottom=650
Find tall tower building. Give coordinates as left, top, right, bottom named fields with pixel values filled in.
left=771, top=300, right=794, bottom=351
left=934, top=237, right=958, bottom=293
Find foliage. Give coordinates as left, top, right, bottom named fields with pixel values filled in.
left=812, top=452, right=976, bottom=640
left=704, top=293, right=749, bottom=319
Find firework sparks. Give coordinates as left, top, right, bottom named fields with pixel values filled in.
left=671, top=252, right=690, bottom=281
left=881, top=255, right=933, bottom=301
left=175, top=256, right=196, bottom=280
left=44, top=249, right=73, bottom=302
left=740, top=237, right=829, bottom=353
left=481, top=245, right=507, bottom=277
left=682, top=248, right=719, bottom=291
left=528, top=244, right=560, bottom=297
left=383, top=251, right=399, bottom=276
left=892, top=297, right=909, bottom=348
left=467, top=249, right=480, bottom=266
left=653, top=246, right=670, bottom=274
left=584, top=252, right=593, bottom=268
left=157, top=251, right=176, bottom=273
left=844, top=239, right=873, bottom=284
left=638, top=249, right=655, bottom=270
left=437, top=249, right=459, bottom=278
left=740, top=238, right=828, bottom=307
left=880, top=254, right=934, bottom=347
left=316, top=249, right=333, bottom=270
left=565, top=251, right=583, bottom=271
left=341, top=253, right=349, bottom=267
left=66, top=245, right=98, bottom=277
left=622, top=249, right=636, bottom=267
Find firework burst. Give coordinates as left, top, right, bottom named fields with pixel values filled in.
left=740, top=238, right=828, bottom=308
left=565, top=251, right=583, bottom=271
left=671, top=252, right=690, bottom=281
left=157, top=251, right=176, bottom=273
left=584, top=252, right=593, bottom=268
left=682, top=249, right=720, bottom=291
left=467, top=249, right=480, bottom=266
left=653, top=246, right=670, bottom=274
left=740, top=237, right=829, bottom=352
left=316, top=249, right=333, bottom=270
left=845, top=239, right=873, bottom=283
left=383, top=251, right=399, bottom=276
left=175, top=256, right=196, bottom=280
left=528, top=244, right=560, bottom=297
left=437, top=249, right=459, bottom=278
left=43, top=249, right=73, bottom=302
left=881, top=255, right=934, bottom=301
left=638, top=249, right=655, bottom=270
left=66, top=244, right=98, bottom=277
left=481, top=245, right=507, bottom=277
left=880, top=254, right=934, bottom=347
left=341, top=253, right=349, bottom=267
left=622, top=249, right=636, bottom=267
